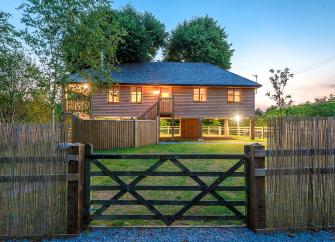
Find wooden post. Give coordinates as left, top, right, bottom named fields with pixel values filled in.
left=245, top=143, right=266, bottom=232
left=224, top=119, right=230, bottom=136
left=198, top=117, right=203, bottom=140
left=261, top=126, right=265, bottom=140
left=171, top=115, right=175, bottom=141
left=134, top=119, right=138, bottom=148
left=67, top=143, right=85, bottom=234
left=156, top=116, right=160, bottom=144
left=249, top=117, right=255, bottom=140
left=83, top=144, right=92, bottom=229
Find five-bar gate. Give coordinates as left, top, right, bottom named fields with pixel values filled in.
left=84, top=145, right=248, bottom=226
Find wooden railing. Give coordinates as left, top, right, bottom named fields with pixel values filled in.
left=159, top=97, right=174, bottom=115
left=65, top=99, right=90, bottom=113
left=137, top=101, right=160, bottom=120
left=160, top=126, right=268, bottom=139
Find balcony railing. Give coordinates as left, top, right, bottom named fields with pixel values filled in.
left=65, top=99, right=90, bottom=113
left=159, top=97, right=174, bottom=115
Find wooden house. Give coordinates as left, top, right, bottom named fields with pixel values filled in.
left=65, top=62, right=261, bottom=139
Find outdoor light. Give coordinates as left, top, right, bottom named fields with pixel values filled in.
left=83, top=83, right=90, bottom=90
left=234, top=115, right=242, bottom=123
left=153, top=90, right=160, bottom=95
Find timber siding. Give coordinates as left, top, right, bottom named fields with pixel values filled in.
left=91, top=85, right=255, bottom=118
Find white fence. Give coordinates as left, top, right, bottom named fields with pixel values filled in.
left=160, top=126, right=268, bottom=139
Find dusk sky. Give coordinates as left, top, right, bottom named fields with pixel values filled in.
left=1, top=0, right=335, bottom=109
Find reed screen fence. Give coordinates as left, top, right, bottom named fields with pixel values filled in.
left=0, top=123, right=68, bottom=238
left=266, top=117, right=335, bottom=230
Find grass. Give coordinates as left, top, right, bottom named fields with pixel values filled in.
left=90, top=138, right=266, bottom=226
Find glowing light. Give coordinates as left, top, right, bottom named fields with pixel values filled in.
left=83, top=83, right=90, bottom=90
left=153, top=90, right=160, bottom=95
left=234, top=115, right=242, bottom=123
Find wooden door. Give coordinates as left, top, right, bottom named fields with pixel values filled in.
left=181, top=119, right=199, bottom=139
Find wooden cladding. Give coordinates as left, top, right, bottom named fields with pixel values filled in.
left=72, top=116, right=158, bottom=150
left=91, top=85, right=255, bottom=118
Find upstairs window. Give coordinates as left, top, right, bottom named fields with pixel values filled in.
left=193, top=88, right=207, bottom=102
left=228, top=89, right=241, bottom=103
left=131, top=86, right=142, bottom=103
left=108, top=86, right=120, bottom=103
left=160, top=87, right=171, bottom=98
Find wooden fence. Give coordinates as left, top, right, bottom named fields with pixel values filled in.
left=72, top=116, right=158, bottom=150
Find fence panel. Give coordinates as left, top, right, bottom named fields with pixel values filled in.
left=266, top=117, right=335, bottom=230
left=72, top=116, right=157, bottom=150
left=0, top=123, right=68, bottom=238
left=136, top=120, right=157, bottom=147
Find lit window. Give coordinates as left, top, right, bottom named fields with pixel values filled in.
left=193, top=88, right=207, bottom=102
left=108, top=86, right=120, bottom=103
left=131, top=86, right=142, bottom=103
left=228, top=89, right=241, bottom=103
left=160, top=87, right=171, bottom=98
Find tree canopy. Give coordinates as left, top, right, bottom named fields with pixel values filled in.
left=164, top=16, right=234, bottom=69
left=115, top=5, right=167, bottom=63
left=62, top=7, right=125, bottom=74
left=0, top=11, right=46, bottom=122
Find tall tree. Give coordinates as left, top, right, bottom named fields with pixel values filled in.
left=115, top=5, right=167, bottom=63
left=19, top=0, right=111, bottom=125
left=0, top=12, right=44, bottom=122
left=0, top=11, right=20, bottom=52
left=266, top=68, right=294, bottom=109
left=164, top=16, right=234, bottom=69
left=62, top=7, right=125, bottom=78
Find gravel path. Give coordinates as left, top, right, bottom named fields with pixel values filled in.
left=48, top=227, right=334, bottom=242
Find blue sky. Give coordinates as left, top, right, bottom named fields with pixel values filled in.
left=1, top=0, right=335, bottom=109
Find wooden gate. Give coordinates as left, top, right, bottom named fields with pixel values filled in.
left=83, top=145, right=248, bottom=226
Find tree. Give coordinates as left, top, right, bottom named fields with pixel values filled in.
left=19, top=0, right=111, bottom=125
left=115, top=5, right=167, bottom=63
left=0, top=12, right=44, bottom=122
left=266, top=68, right=294, bottom=109
left=0, top=11, right=20, bottom=52
left=164, top=16, right=234, bottom=69
left=62, top=6, right=125, bottom=79
left=0, top=50, right=47, bottom=122
left=315, top=93, right=335, bottom=104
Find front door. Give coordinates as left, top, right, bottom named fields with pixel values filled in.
left=181, top=118, right=200, bottom=139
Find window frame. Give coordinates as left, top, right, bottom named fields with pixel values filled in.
left=107, top=85, right=120, bottom=103
left=130, top=86, right=142, bottom=103
left=160, top=86, right=172, bottom=98
left=193, top=87, right=207, bottom=102
left=227, top=89, right=241, bottom=103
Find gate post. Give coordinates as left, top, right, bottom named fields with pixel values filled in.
left=83, top=144, right=93, bottom=228
left=244, top=143, right=266, bottom=232
left=67, top=143, right=85, bottom=234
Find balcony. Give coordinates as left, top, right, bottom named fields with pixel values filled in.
left=159, top=97, right=174, bottom=116
left=65, top=99, right=90, bottom=114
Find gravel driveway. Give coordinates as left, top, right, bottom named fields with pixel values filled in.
left=48, top=227, right=334, bottom=242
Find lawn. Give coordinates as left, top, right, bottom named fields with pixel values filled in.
left=90, top=138, right=266, bottom=226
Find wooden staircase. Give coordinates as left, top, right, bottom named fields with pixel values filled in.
left=137, top=96, right=176, bottom=140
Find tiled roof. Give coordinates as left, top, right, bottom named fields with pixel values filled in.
left=70, top=62, right=261, bottom=87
